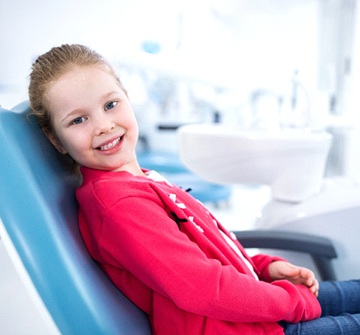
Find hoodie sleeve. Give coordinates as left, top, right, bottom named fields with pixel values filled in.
left=251, top=253, right=286, bottom=282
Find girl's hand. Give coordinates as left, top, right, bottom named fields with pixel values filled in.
left=268, top=261, right=319, bottom=297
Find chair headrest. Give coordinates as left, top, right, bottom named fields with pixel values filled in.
left=0, top=102, right=151, bottom=334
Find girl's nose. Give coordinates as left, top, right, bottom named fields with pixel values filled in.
left=94, top=114, right=115, bottom=135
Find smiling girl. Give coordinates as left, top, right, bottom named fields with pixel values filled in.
left=28, top=44, right=360, bottom=335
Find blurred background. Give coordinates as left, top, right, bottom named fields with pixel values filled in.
left=1, top=2, right=360, bottom=332
left=1, top=0, right=360, bottom=180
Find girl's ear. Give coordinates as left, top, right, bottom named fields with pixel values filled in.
left=43, top=130, right=67, bottom=155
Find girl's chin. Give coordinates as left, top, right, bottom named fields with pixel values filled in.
left=92, top=162, right=141, bottom=174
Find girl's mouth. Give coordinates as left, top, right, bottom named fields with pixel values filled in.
left=97, top=136, right=123, bottom=151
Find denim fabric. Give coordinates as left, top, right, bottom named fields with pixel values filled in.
left=281, top=280, right=360, bottom=335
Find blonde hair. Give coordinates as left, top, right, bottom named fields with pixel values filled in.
left=28, top=44, right=126, bottom=173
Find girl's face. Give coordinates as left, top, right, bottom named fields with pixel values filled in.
left=45, top=65, right=143, bottom=175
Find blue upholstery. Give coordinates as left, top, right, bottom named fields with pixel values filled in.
left=0, top=102, right=151, bottom=335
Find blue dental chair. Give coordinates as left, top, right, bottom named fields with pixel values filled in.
left=0, top=102, right=337, bottom=334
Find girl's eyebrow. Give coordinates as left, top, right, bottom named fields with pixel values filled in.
left=61, top=109, right=83, bottom=124
left=60, top=91, right=121, bottom=124
left=103, top=91, right=118, bottom=99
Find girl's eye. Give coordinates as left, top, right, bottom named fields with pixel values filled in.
left=71, top=116, right=85, bottom=125
left=105, top=101, right=117, bottom=111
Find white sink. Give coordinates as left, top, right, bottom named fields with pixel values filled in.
left=178, top=124, right=332, bottom=202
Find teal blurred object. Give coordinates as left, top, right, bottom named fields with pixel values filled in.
left=0, top=102, right=151, bottom=335
left=137, top=150, right=232, bottom=203
left=137, top=150, right=188, bottom=174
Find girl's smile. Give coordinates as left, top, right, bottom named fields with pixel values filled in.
left=95, top=135, right=123, bottom=152
left=44, top=65, right=144, bottom=175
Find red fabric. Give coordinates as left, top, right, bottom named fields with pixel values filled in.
left=76, top=167, right=321, bottom=335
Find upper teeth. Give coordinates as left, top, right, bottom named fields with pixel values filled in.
left=99, top=137, right=121, bottom=151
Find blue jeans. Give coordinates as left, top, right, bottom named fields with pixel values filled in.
left=281, top=280, right=360, bottom=334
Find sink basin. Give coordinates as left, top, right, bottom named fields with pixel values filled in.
left=177, top=124, right=332, bottom=202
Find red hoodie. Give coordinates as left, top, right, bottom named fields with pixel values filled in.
left=77, top=167, right=321, bottom=335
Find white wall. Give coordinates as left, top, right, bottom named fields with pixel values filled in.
left=0, top=0, right=319, bottom=109
left=0, top=0, right=139, bottom=107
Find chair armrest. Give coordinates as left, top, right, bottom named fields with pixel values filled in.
left=232, top=230, right=337, bottom=281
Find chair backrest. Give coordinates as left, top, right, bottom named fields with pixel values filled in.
left=0, top=102, right=151, bottom=335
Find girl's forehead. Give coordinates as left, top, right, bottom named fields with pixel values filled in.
left=50, top=65, right=116, bottom=94
left=61, top=65, right=110, bottom=81
left=45, top=65, right=122, bottom=113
